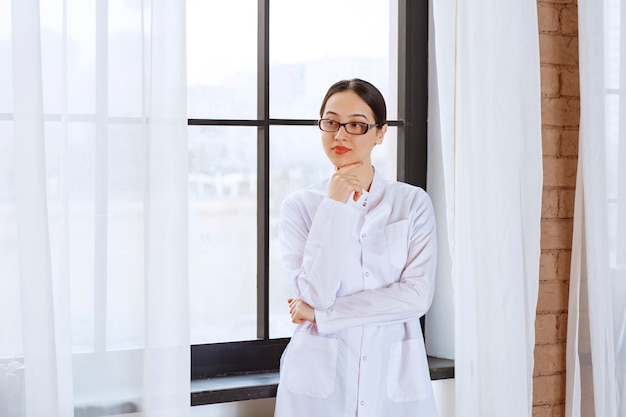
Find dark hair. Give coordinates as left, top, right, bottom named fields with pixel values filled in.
left=319, top=78, right=387, bottom=127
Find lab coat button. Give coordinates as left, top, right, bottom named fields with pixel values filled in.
left=360, top=401, right=365, bottom=406
left=364, top=272, right=369, bottom=277
left=362, top=356, right=367, bottom=361
left=361, top=233, right=367, bottom=238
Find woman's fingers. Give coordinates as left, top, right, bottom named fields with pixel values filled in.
left=287, top=298, right=315, bottom=324
left=328, top=172, right=363, bottom=202
left=327, top=161, right=364, bottom=202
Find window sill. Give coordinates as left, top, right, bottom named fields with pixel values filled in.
left=191, top=356, right=454, bottom=406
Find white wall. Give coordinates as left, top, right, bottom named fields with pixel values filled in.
left=191, top=379, right=455, bottom=417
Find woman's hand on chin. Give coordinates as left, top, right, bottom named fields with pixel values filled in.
left=328, top=161, right=363, bottom=202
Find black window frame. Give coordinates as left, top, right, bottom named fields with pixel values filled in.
left=190, top=0, right=429, bottom=383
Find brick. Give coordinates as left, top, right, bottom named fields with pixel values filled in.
left=543, top=157, right=578, bottom=187
left=541, top=65, right=560, bottom=97
left=559, top=129, right=579, bottom=156
left=556, top=250, right=572, bottom=281
left=540, top=250, right=558, bottom=280
left=532, top=404, right=552, bottom=417
left=536, top=0, right=577, bottom=411
left=560, top=66, right=580, bottom=97
left=551, top=403, right=565, bottom=417
left=556, top=313, right=568, bottom=342
left=542, top=97, right=580, bottom=127
left=538, top=2, right=560, bottom=33
left=535, top=313, right=559, bottom=344
left=539, top=34, right=579, bottom=66
left=537, top=280, right=570, bottom=312
left=535, top=310, right=569, bottom=345
left=541, top=218, right=574, bottom=250
left=542, top=127, right=561, bottom=156
left=534, top=344, right=566, bottom=376
left=558, top=189, right=576, bottom=218
left=533, top=374, right=566, bottom=404
left=532, top=402, right=566, bottom=417
left=542, top=189, right=559, bottom=218
left=560, top=5, right=578, bottom=36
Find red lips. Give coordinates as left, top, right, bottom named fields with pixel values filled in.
left=333, top=146, right=350, bottom=154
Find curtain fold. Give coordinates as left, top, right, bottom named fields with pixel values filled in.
left=428, top=0, right=543, bottom=416
left=143, top=1, right=189, bottom=415
left=11, top=1, right=60, bottom=414
left=567, top=0, right=626, bottom=416
left=0, top=1, right=189, bottom=416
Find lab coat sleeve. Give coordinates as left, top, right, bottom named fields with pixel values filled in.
left=279, top=194, right=361, bottom=310
left=315, top=194, right=437, bottom=334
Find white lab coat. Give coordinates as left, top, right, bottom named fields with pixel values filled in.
left=274, top=169, right=438, bottom=417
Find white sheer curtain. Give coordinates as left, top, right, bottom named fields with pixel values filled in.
left=566, top=0, right=626, bottom=416
left=428, top=0, right=543, bottom=416
left=0, top=1, right=189, bottom=416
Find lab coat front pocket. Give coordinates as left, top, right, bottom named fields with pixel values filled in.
left=385, top=220, right=408, bottom=270
left=283, top=332, right=338, bottom=399
left=386, top=339, right=432, bottom=402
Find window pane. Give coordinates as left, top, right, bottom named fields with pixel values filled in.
left=268, top=125, right=331, bottom=338
left=44, top=121, right=148, bottom=352
left=269, top=0, right=398, bottom=120
left=48, top=121, right=98, bottom=352
left=105, top=124, right=146, bottom=349
left=189, top=126, right=257, bottom=344
left=269, top=125, right=397, bottom=338
left=187, top=0, right=258, bottom=119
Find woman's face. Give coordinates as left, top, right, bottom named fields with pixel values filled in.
left=320, top=90, right=386, bottom=169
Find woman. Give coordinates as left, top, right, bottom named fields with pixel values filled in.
left=274, top=79, right=438, bottom=417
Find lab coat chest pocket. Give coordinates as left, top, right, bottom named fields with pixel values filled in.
left=283, top=332, right=338, bottom=398
left=387, top=339, right=432, bottom=402
left=385, top=219, right=408, bottom=270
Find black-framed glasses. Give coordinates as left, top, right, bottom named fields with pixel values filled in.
left=317, top=118, right=380, bottom=135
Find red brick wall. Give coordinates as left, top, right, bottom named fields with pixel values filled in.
left=534, top=1, right=579, bottom=416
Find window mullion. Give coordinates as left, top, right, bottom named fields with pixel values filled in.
left=397, top=0, right=428, bottom=188
left=256, top=0, right=270, bottom=340
left=398, top=0, right=428, bottom=334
